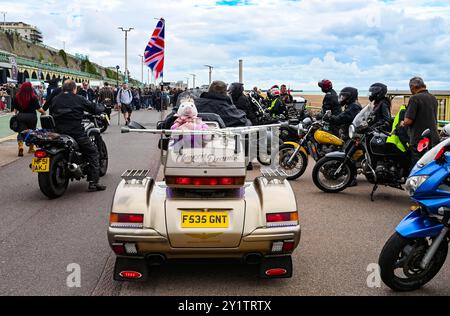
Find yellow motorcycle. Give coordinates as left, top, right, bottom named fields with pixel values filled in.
left=278, top=115, right=345, bottom=180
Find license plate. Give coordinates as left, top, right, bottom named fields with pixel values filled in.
left=32, top=158, right=50, bottom=173
left=181, top=211, right=229, bottom=228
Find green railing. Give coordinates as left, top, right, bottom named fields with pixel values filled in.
left=15, top=56, right=102, bottom=79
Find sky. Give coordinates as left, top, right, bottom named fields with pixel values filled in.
left=2, top=0, right=450, bottom=91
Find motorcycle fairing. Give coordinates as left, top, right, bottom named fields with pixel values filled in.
left=396, top=209, right=444, bottom=238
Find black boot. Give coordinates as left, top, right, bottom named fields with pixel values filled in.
left=88, top=181, right=107, bottom=192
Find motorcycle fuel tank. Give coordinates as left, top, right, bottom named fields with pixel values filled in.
left=314, top=130, right=344, bottom=146
left=370, top=132, right=404, bottom=156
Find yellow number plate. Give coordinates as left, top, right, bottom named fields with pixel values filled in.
left=181, top=212, right=229, bottom=228
left=32, top=158, right=50, bottom=173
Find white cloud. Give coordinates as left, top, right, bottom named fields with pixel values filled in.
left=1, top=0, right=450, bottom=90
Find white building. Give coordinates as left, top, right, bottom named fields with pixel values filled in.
left=0, top=22, right=43, bottom=43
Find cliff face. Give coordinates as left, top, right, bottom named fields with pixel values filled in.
left=0, top=31, right=108, bottom=78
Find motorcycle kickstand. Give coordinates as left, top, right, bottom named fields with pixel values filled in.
left=370, top=184, right=379, bottom=202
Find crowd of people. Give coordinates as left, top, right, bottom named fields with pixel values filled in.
left=7, top=75, right=440, bottom=191
left=164, top=76, right=439, bottom=171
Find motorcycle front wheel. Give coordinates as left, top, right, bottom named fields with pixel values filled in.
left=38, top=153, right=69, bottom=199
left=312, top=157, right=355, bottom=193
left=379, top=232, right=448, bottom=292
left=277, top=144, right=308, bottom=180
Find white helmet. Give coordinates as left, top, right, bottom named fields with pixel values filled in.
left=443, top=124, right=450, bottom=137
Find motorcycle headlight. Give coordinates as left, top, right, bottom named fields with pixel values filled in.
left=349, top=125, right=355, bottom=139
left=405, top=176, right=429, bottom=196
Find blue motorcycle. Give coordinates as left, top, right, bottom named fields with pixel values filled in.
left=379, top=134, right=450, bottom=291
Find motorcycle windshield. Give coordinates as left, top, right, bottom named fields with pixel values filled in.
left=416, top=138, right=450, bottom=168
left=352, top=102, right=374, bottom=128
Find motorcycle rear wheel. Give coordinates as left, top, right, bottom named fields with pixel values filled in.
left=379, top=232, right=448, bottom=292
left=38, top=153, right=69, bottom=199
left=312, top=157, right=355, bottom=193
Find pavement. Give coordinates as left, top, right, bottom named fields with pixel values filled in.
left=0, top=109, right=449, bottom=296
left=0, top=113, right=14, bottom=140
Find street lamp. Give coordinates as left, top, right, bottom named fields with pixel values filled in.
left=118, top=27, right=134, bottom=83
left=190, top=74, right=196, bottom=89
left=115, top=65, right=120, bottom=87
left=204, top=65, right=214, bottom=85
left=138, top=54, right=144, bottom=86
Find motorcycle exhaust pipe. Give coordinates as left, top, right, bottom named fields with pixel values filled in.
left=68, top=163, right=79, bottom=172
left=68, top=163, right=83, bottom=178
left=420, top=226, right=449, bottom=270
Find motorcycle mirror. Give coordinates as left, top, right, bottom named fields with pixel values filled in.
left=417, top=138, right=430, bottom=153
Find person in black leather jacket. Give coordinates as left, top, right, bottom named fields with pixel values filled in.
left=326, top=87, right=362, bottom=137
left=50, top=80, right=106, bottom=192
left=77, top=82, right=95, bottom=102
left=368, top=83, right=392, bottom=131
left=318, top=79, right=342, bottom=116
left=195, top=81, right=250, bottom=127
left=228, top=82, right=257, bottom=126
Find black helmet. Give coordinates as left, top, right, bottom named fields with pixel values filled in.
left=338, top=87, right=358, bottom=106
left=228, top=82, right=244, bottom=99
left=368, top=83, right=387, bottom=102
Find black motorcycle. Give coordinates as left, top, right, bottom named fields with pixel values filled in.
left=312, top=109, right=410, bottom=200
left=24, top=115, right=108, bottom=199
left=83, top=103, right=110, bottom=133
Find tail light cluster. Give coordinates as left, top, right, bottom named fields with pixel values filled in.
left=110, top=213, right=144, bottom=229
left=34, top=150, right=47, bottom=158
left=271, top=240, right=296, bottom=254
left=112, top=242, right=138, bottom=255
left=266, top=212, right=299, bottom=228
left=166, top=176, right=245, bottom=187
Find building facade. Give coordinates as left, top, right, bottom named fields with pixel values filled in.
left=0, top=22, right=43, bottom=43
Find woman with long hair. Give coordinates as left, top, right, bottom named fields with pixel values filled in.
left=12, top=82, right=45, bottom=156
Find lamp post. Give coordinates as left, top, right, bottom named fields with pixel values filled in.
left=138, top=54, right=144, bottom=87
left=115, top=65, right=120, bottom=87
left=204, top=65, right=214, bottom=85
left=118, top=27, right=134, bottom=84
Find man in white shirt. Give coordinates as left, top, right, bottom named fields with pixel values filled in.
left=116, top=83, right=133, bottom=125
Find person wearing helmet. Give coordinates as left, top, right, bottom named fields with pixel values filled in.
left=368, top=83, right=392, bottom=131
left=228, top=83, right=258, bottom=126
left=267, top=86, right=286, bottom=118
left=318, top=79, right=341, bottom=116
left=280, top=84, right=294, bottom=105
left=325, top=87, right=362, bottom=138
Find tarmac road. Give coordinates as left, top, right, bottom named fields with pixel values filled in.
left=0, top=110, right=449, bottom=296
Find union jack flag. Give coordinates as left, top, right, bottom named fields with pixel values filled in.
left=144, top=18, right=165, bottom=80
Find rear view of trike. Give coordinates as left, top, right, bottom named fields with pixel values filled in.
left=108, top=122, right=301, bottom=282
